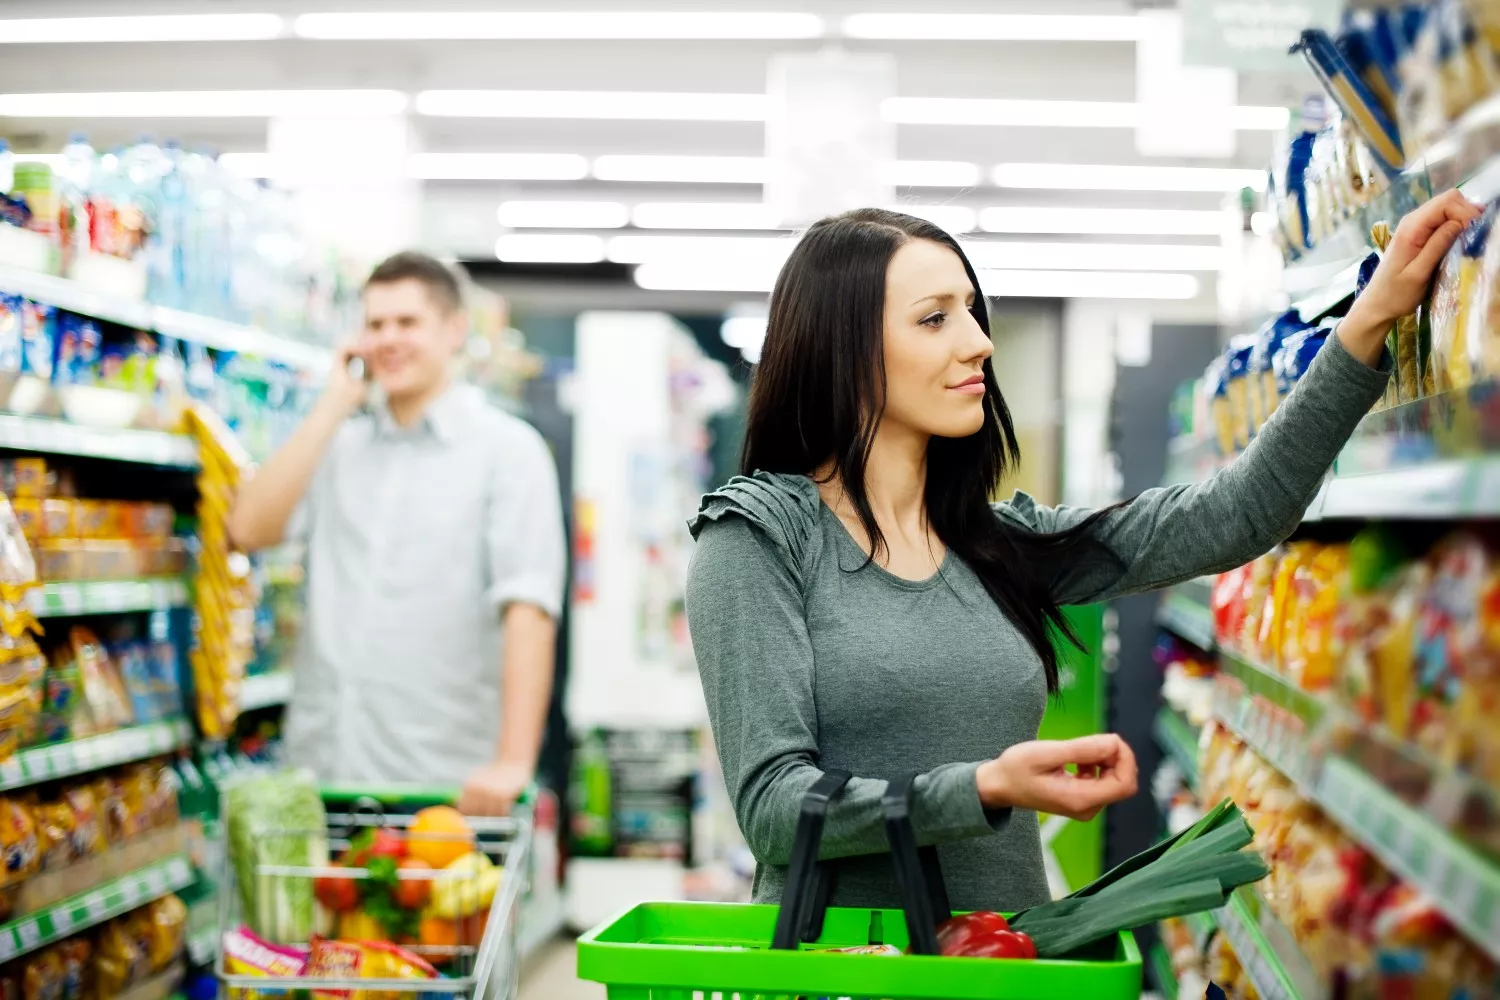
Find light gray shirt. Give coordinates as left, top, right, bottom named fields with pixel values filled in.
left=283, top=384, right=566, bottom=787
left=685, top=334, right=1390, bottom=912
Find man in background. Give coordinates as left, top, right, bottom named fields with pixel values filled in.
left=229, top=251, right=565, bottom=815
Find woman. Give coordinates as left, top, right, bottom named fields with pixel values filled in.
left=685, top=194, right=1480, bottom=913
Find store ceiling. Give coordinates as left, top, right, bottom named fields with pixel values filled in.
left=0, top=1, right=1320, bottom=309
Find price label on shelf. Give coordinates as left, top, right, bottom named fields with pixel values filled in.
left=0, top=931, right=17, bottom=962
left=143, top=869, right=165, bottom=897
left=83, top=894, right=106, bottom=922
left=166, top=858, right=190, bottom=884
left=16, top=921, right=40, bottom=951
left=57, top=585, right=83, bottom=615
left=51, top=909, right=73, bottom=936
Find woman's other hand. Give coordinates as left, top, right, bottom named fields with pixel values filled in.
left=976, top=734, right=1138, bottom=821
left=1340, top=189, right=1484, bottom=365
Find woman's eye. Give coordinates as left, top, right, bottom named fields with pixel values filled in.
left=919, top=311, right=946, bottom=328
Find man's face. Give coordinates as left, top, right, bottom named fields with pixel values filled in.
left=361, top=278, right=465, bottom=400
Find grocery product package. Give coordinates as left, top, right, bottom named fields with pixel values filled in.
left=226, top=769, right=328, bottom=946
left=1248, top=312, right=1310, bottom=431
left=1293, top=29, right=1406, bottom=176
left=1428, top=202, right=1496, bottom=393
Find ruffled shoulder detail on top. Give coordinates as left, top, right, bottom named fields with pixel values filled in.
left=991, top=489, right=1043, bottom=533
left=688, top=471, right=824, bottom=579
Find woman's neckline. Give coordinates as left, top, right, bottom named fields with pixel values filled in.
left=814, top=493, right=952, bottom=590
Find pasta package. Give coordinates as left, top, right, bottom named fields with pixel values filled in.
left=1428, top=203, right=1495, bottom=393
left=1294, top=29, right=1406, bottom=176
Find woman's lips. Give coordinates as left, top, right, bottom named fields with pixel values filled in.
left=950, top=376, right=985, bottom=395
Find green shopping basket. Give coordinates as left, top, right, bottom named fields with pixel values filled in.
left=578, top=772, right=1142, bottom=1000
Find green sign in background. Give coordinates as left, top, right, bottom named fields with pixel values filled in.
left=1181, top=0, right=1341, bottom=73
left=1037, top=605, right=1106, bottom=892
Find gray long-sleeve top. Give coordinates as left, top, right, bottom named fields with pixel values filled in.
left=684, top=334, right=1390, bottom=913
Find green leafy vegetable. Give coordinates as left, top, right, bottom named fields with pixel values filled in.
left=362, top=854, right=420, bottom=941
left=226, top=768, right=328, bottom=945
left=1009, top=799, right=1267, bottom=958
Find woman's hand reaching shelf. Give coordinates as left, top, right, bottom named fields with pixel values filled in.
left=1339, top=189, right=1483, bottom=365
left=976, top=734, right=1139, bottom=821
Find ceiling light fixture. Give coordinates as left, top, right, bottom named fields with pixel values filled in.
left=631, top=202, right=785, bottom=230
left=976, top=269, right=1199, bottom=299
left=497, top=200, right=630, bottom=229
left=842, top=13, right=1144, bottom=41
left=962, top=241, right=1223, bottom=271
left=0, top=14, right=285, bottom=43
left=495, top=234, right=607, bottom=263
left=978, top=206, right=1223, bottom=236
left=416, top=90, right=766, bottom=120
left=884, top=97, right=1288, bottom=130
left=295, top=11, right=823, bottom=39
left=889, top=160, right=983, bottom=188
left=593, top=155, right=767, bottom=184
left=0, top=90, right=407, bottom=118
left=633, top=263, right=780, bottom=292
left=992, top=162, right=1267, bottom=192
left=607, top=234, right=796, bottom=264
left=411, top=152, right=590, bottom=180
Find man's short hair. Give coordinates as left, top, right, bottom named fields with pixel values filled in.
left=365, top=251, right=464, bottom=314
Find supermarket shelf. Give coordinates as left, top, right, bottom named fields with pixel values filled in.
left=1215, top=652, right=1500, bottom=964
left=1217, top=887, right=1328, bottom=1000
left=1153, top=708, right=1201, bottom=790
left=1307, top=456, right=1500, bottom=521
left=1148, top=941, right=1179, bottom=1000
left=1155, top=588, right=1215, bottom=651
left=0, top=720, right=192, bottom=791
left=0, top=264, right=331, bottom=373
left=186, top=927, right=215, bottom=968
left=238, top=671, right=293, bottom=712
left=1185, top=909, right=1218, bottom=948
left=1317, top=755, right=1500, bottom=963
left=0, top=853, right=193, bottom=964
left=0, top=414, right=197, bottom=468
left=29, top=577, right=190, bottom=618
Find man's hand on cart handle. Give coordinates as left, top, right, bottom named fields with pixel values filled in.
left=975, top=734, right=1138, bottom=822
left=459, top=758, right=532, bottom=816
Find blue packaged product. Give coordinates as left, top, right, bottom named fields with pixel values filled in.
left=53, top=313, right=100, bottom=385
left=1225, top=338, right=1257, bottom=450
left=1280, top=131, right=1318, bottom=255
left=1339, top=12, right=1399, bottom=116
left=1249, top=310, right=1310, bottom=429
left=0, top=295, right=21, bottom=374
left=19, top=301, right=54, bottom=379
left=1293, top=28, right=1406, bottom=176
left=1275, top=328, right=1331, bottom=400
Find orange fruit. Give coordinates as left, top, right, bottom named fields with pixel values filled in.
left=407, top=806, right=475, bottom=869
left=418, top=917, right=459, bottom=950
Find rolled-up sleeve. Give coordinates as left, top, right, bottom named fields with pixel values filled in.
left=485, top=428, right=566, bottom=618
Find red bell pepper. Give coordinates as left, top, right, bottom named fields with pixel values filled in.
left=937, top=911, right=1035, bottom=959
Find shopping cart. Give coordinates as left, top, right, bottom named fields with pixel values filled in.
left=578, top=773, right=1141, bottom=1000
left=216, top=784, right=532, bottom=1000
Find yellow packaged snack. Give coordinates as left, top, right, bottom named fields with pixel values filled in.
left=35, top=800, right=76, bottom=870
left=1430, top=206, right=1494, bottom=392
left=10, top=460, right=46, bottom=500
left=63, top=784, right=102, bottom=857
left=1258, top=543, right=1316, bottom=668
left=0, top=798, right=39, bottom=885
left=8, top=501, right=41, bottom=545
left=145, top=893, right=187, bottom=970
left=1282, top=545, right=1350, bottom=692
left=95, top=913, right=150, bottom=997
left=22, top=948, right=62, bottom=1000
left=72, top=627, right=132, bottom=732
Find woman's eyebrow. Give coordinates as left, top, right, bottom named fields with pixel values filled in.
left=910, top=292, right=957, bottom=308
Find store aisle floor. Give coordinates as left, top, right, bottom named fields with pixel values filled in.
left=521, top=936, right=603, bottom=1000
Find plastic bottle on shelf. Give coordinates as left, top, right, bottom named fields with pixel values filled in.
left=56, top=133, right=95, bottom=270
left=119, top=135, right=166, bottom=264
left=152, top=140, right=188, bottom=308
left=0, top=139, right=13, bottom=196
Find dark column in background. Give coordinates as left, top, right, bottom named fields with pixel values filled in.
left=1105, top=322, right=1221, bottom=870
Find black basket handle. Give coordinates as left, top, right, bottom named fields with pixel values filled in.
left=883, top=772, right=952, bottom=956
left=771, top=769, right=853, bottom=950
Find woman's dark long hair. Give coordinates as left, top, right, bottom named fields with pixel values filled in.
left=741, top=208, right=1122, bottom=693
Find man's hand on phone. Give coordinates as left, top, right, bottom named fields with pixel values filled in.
left=458, top=759, right=531, bottom=816
left=321, top=342, right=370, bottom=419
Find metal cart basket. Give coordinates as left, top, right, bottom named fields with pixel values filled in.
left=215, top=785, right=532, bottom=1000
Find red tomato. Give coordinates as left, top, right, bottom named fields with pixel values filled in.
left=1012, top=931, right=1037, bottom=959
left=957, top=930, right=1034, bottom=960
left=314, top=863, right=360, bottom=913
left=393, top=858, right=433, bottom=910
left=345, top=827, right=407, bottom=867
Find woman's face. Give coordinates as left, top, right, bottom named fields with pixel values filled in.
left=880, top=238, right=995, bottom=441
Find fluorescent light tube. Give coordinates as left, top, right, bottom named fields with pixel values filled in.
left=296, top=11, right=823, bottom=39
left=411, top=152, right=589, bottom=180
left=632, top=202, right=784, bottom=230
left=887, top=204, right=977, bottom=233
left=416, top=90, right=766, bottom=120
left=843, top=13, right=1145, bottom=41
left=495, top=234, right=607, bottom=263
left=889, top=160, right=982, bottom=188
left=607, top=234, right=795, bottom=265
left=962, top=241, right=1223, bottom=271
left=0, top=90, right=407, bottom=117
left=634, top=262, right=781, bottom=292
left=977, top=269, right=1199, bottom=299
left=497, top=201, right=630, bottom=229
left=993, top=162, right=1267, bottom=193
left=0, top=14, right=285, bottom=43
left=593, top=155, right=767, bottom=184
left=979, top=206, right=1223, bottom=236
left=885, top=97, right=1288, bottom=130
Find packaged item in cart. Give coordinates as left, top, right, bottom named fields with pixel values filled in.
left=306, top=937, right=440, bottom=999
left=223, top=926, right=308, bottom=998
left=227, top=769, right=328, bottom=945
